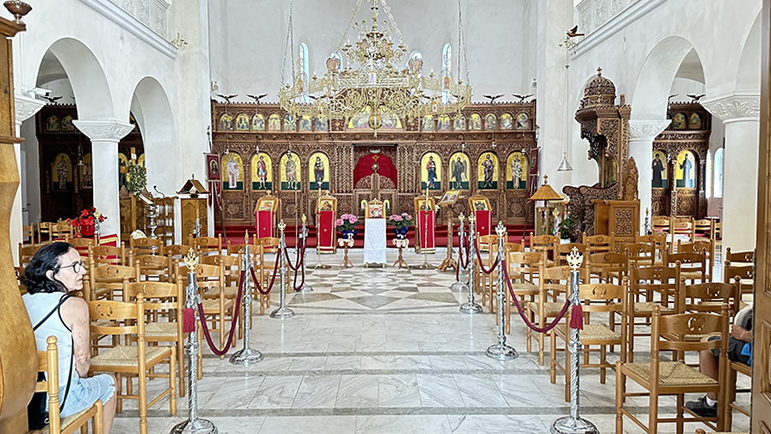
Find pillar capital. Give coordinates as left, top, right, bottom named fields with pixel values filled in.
left=628, top=119, right=670, bottom=140
left=14, top=93, right=46, bottom=126
left=702, top=93, right=760, bottom=124
left=73, top=119, right=134, bottom=141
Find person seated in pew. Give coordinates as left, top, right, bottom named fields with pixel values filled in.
left=685, top=304, right=753, bottom=417
left=22, top=242, right=117, bottom=433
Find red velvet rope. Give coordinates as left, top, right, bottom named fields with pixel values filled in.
left=251, top=255, right=280, bottom=295
left=283, top=236, right=307, bottom=272
left=196, top=270, right=245, bottom=356
left=501, top=260, right=571, bottom=333
left=474, top=244, right=501, bottom=275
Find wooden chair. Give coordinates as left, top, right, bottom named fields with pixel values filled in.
left=163, top=244, right=193, bottom=259
left=51, top=222, right=75, bottom=240
left=671, top=216, right=695, bottom=251
left=723, top=248, right=754, bottom=295
left=668, top=251, right=708, bottom=285
left=622, top=242, right=656, bottom=268
left=585, top=252, right=627, bottom=284
left=583, top=233, right=613, bottom=254
left=652, top=215, right=672, bottom=235
left=67, top=237, right=94, bottom=261
left=551, top=279, right=628, bottom=401
left=615, top=305, right=729, bottom=434
left=256, top=237, right=282, bottom=295
left=125, top=281, right=186, bottom=397
left=256, top=236, right=279, bottom=254
left=677, top=240, right=714, bottom=282
left=189, top=235, right=222, bottom=256
left=32, top=336, right=104, bottom=434
left=694, top=219, right=715, bottom=240
left=526, top=265, right=570, bottom=365
left=626, top=265, right=680, bottom=362
left=23, top=224, right=35, bottom=244
left=88, top=295, right=177, bottom=434
left=201, top=254, right=242, bottom=339
left=131, top=237, right=163, bottom=256
left=89, top=243, right=131, bottom=267
left=504, top=250, right=544, bottom=335
left=37, top=221, right=54, bottom=243
left=18, top=242, right=43, bottom=267
left=135, top=254, right=172, bottom=283
left=557, top=242, right=587, bottom=266
left=724, top=358, right=752, bottom=431
left=230, top=242, right=272, bottom=315
left=714, top=222, right=722, bottom=240
left=88, top=263, right=137, bottom=302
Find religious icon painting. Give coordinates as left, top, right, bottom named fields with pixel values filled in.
left=206, top=153, right=221, bottom=181
left=473, top=199, right=489, bottom=211
left=315, top=116, right=328, bottom=131
left=469, top=113, right=482, bottom=130
left=223, top=152, right=244, bottom=190
left=258, top=198, right=276, bottom=212
left=651, top=150, right=668, bottom=189
left=672, top=112, right=687, bottom=129
left=448, top=151, right=469, bottom=190
left=506, top=152, right=528, bottom=189
left=280, top=152, right=302, bottom=191
left=45, top=115, right=60, bottom=132
left=500, top=113, right=513, bottom=130
left=219, top=113, right=234, bottom=130
left=252, top=113, right=265, bottom=130
left=439, top=190, right=460, bottom=205
left=118, top=153, right=129, bottom=190
left=319, top=199, right=334, bottom=211
left=453, top=114, right=466, bottom=130
left=309, top=152, right=330, bottom=190
left=675, top=150, right=696, bottom=188
left=477, top=152, right=499, bottom=190
left=485, top=113, right=497, bottom=130
left=348, top=107, right=370, bottom=129
left=420, top=152, right=442, bottom=191
left=251, top=152, right=273, bottom=191
left=515, top=112, right=529, bottom=130
left=381, top=110, right=402, bottom=129
left=367, top=203, right=385, bottom=219
left=299, top=115, right=312, bottom=131
left=61, top=114, right=75, bottom=132
left=283, top=114, right=296, bottom=131
left=689, top=113, right=702, bottom=130
left=437, top=114, right=451, bottom=131
left=422, top=115, right=435, bottom=131
left=81, top=153, right=93, bottom=190
left=236, top=113, right=250, bottom=130
left=52, top=153, right=73, bottom=190
left=268, top=114, right=281, bottom=131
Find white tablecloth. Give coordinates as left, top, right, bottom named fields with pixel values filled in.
left=363, top=218, right=387, bottom=264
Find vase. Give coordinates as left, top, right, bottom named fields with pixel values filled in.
left=80, top=223, right=95, bottom=237
left=341, top=229, right=358, bottom=240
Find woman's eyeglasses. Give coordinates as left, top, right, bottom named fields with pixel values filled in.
left=56, top=260, right=85, bottom=274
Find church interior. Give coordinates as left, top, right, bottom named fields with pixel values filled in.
left=1, top=0, right=771, bottom=433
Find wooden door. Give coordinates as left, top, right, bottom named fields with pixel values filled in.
left=753, top=1, right=771, bottom=430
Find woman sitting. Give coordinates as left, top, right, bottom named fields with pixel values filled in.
left=22, top=242, right=116, bottom=433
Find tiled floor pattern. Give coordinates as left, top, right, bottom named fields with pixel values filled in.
left=112, top=247, right=751, bottom=433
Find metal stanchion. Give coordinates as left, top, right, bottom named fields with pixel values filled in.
left=270, top=220, right=295, bottom=318
left=459, top=214, right=482, bottom=314
left=229, top=243, right=264, bottom=365
left=486, top=222, right=518, bottom=360
left=297, top=215, right=313, bottom=293
left=450, top=213, right=468, bottom=292
left=170, top=254, right=217, bottom=434
left=551, top=247, right=599, bottom=434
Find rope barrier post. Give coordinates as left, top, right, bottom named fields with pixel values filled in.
left=450, top=212, right=468, bottom=292
left=297, top=214, right=313, bottom=293
left=459, top=214, right=482, bottom=314
left=270, top=220, right=295, bottom=318
left=485, top=222, right=518, bottom=360
left=550, top=247, right=599, bottom=434
left=229, top=243, right=264, bottom=365
left=170, top=253, right=218, bottom=434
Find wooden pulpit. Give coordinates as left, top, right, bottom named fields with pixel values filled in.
left=316, top=192, right=337, bottom=253
left=255, top=193, right=280, bottom=239
left=468, top=195, right=492, bottom=238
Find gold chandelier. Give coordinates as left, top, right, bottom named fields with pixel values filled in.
left=278, top=0, right=472, bottom=136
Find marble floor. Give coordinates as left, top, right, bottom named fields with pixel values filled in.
left=112, top=247, right=750, bottom=434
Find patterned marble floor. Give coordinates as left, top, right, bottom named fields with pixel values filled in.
left=112, top=247, right=750, bottom=434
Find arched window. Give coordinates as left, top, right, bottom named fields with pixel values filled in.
left=299, top=43, right=309, bottom=103
left=706, top=151, right=712, bottom=197
left=442, top=43, right=451, bottom=104
left=714, top=148, right=724, bottom=198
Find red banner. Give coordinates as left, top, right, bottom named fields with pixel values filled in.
left=418, top=210, right=435, bottom=250
left=317, top=210, right=335, bottom=251
left=255, top=210, right=273, bottom=238
left=475, top=210, right=492, bottom=237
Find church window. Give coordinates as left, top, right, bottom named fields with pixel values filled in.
left=714, top=148, right=723, bottom=198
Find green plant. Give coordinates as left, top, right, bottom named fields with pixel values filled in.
left=559, top=217, right=574, bottom=239
left=127, top=161, right=147, bottom=195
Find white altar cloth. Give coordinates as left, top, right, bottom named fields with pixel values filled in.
left=363, top=218, right=387, bottom=264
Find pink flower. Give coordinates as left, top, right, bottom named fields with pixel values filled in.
left=335, top=219, right=344, bottom=226
left=393, top=215, right=403, bottom=222
left=348, top=215, right=358, bottom=224
left=403, top=213, right=412, bottom=221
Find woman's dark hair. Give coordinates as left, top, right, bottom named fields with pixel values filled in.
left=22, top=242, right=75, bottom=294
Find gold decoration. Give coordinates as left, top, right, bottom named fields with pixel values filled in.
left=566, top=247, right=583, bottom=270
left=184, top=248, right=200, bottom=269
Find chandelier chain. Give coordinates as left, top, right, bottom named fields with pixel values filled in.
left=336, top=0, right=365, bottom=53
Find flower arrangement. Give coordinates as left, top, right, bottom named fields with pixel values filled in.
left=68, top=207, right=106, bottom=236
left=387, top=212, right=414, bottom=230
left=126, top=160, right=147, bottom=195
left=335, top=213, right=359, bottom=235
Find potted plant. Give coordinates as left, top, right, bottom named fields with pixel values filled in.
left=336, top=213, right=359, bottom=240
left=68, top=207, right=106, bottom=237
left=387, top=212, right=414, bottom=239
left=558, top=216, right=574, bottom=242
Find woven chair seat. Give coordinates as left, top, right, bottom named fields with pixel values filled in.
left=509, top=281, right=537, bottom=294
left=145, top=322, right=178, bottom=338
left=557, top=323, right=620, bottom=341
left=624, top=361, right=717, bottom=386
left=32, top=407, right=94, bottom=434
left=633, top=302, right=675, bottom=314
left=681, top=270, right=704, bottom=279
left=91, top=345, right=170, bottom=368
left=527, top=301, right=567, bottom=317
left=663, top=331, right=720, bottom=341
left=201, top=299, right=234, bottom=314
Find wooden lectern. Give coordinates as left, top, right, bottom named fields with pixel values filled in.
left=468, top=194, right=492, bottom=237
left=177, top=177, right=208, bottom=242
left=254, top=192, right=280, bottom=239
left=316, top=192, right=337, bottom=253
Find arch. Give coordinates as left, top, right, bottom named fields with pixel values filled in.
left=37, top=37, right=114, bottom=119
left=631, top=36, right=698, bottom=119
left=129, top=76, right=176, bottom=191
left=736, top=11, right=761, bottom=92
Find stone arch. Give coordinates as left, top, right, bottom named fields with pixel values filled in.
left=735, top=11, right=761, bottom=93
left=129, top=76, right=176, bottom=191
left=37, top=37, right=114, bottom=119
left=631, top=36, right=698, bottom=120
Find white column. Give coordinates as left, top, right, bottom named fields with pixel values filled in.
left=703, top=93, right=760, bottom=252
left=628, top=119, right=670, bottom=233
left=73, top=120, right=134, bottom=240
left=12, top=94, right=45, bottom=264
